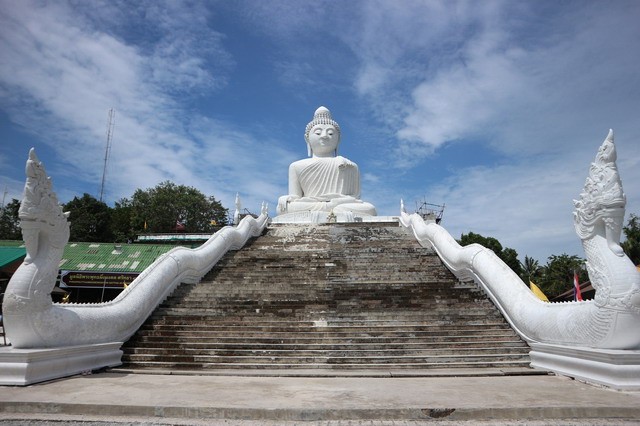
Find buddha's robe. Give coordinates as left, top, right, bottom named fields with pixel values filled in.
left=277, top=156, right=376, bottom=216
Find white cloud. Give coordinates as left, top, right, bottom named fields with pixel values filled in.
left=0, top=0, right=282, bottom=214
left=0, top=176, right=25, bottom=206
left=398, top=41, right=526, bottom=152
left=345, top=1, right=640, bottom=261
left=415, top=129, right=640, bottom=262
left=185, top=117, right=298, bottom=213
left=362, top=173, right=380, bottom=184
left=429, top=160, right=583, bottom=259
left=1, top=0, right=638, bottom=265
left=391, top=2, right=640, bottom=161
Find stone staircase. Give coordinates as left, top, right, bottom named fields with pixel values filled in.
left=120, top=222, right=534, bottom=375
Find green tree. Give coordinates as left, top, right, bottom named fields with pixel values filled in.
left=64, top=194, right=113, bottom=242
left=459, top=232, right=503, bottom=254
left=111, top=198, right=134, bottom=243
left=500, top=247, right=522, bottom=277
left=621, top=213, right=640, bottom=265
left=129, top=181, right=227, bottom=234
left=537, top=254, right=587, bottom=299
left=520, top=255, right=541, bottom=284
left=0, top=199, right=21, bottom=240
left=458, top=232, right=523, bottom=276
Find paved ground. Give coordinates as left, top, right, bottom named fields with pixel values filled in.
left=0, top=371, right=638, bottom=424
left=0, top=417, right=638, bottom=425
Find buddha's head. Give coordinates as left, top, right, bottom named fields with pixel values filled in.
left=305, top=106, right=341, bottom=157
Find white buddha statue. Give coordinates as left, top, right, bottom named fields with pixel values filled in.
left=276, top=106, right=377, bottom=218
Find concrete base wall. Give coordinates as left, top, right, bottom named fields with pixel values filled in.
left=0, top=342, right=122, bottom=386
left=530, top=342, right=640, bottom=390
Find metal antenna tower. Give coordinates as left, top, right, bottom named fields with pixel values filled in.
left=1, top=185, right=8, bottom=208
left=99, top=108, right=115, bottom=203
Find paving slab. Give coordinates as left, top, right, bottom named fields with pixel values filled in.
left=0, top=371, right=638, bottom=423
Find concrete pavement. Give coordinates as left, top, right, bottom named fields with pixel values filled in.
left=0, top=370, right=638, bottom=423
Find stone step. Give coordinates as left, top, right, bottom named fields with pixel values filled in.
left=159, top=301, right=493, bottom=310
left=122, top=346, right=529, bottom=357
left=123, top=340, right=528, bottom=351
left=133, top=327, right=516, bottom=338
left=137, top=322, right=513, bottom=332
left=142, top=318, right=504, bottom=327
left=152, top=301, right=501, bottom=312
left=140, top=322, right=512, bottom=335
left=155, top=308, right=496, bottom=316
left=119, top=360, right=532, bottom=370
left=169, top=293, right=475, bottom=300
left=171, top=288, right=482, bottom=297
left=128, top=333, right=520, bottom=345
left=173, top=289, right=482, bottom=297
left=122, top=224, right=532, bottom=374
left=163, top=295, right=491, bottom=303
left=148, top=314, right=507, bottom=324
left=123, top=353, right=530, bottom=364
left=151, top=312, right=501, bottom=326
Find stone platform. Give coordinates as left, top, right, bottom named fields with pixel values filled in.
left=0, top=371, right=638, bottom=423
left=270, top=212, right=400, bottom=224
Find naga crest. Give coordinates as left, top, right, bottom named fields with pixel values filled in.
left=19, top=149, right=70, bottom=262
left=573, top=130, right=626, bottom=245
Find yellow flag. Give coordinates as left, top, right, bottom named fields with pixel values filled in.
left=530, top=281, right=549, bottom=302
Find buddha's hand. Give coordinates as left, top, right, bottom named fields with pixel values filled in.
left=277, top=194, right=300, bottom=214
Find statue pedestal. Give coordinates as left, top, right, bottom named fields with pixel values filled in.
left=272, top=211, right=398, bottom=224
left=0, top=342, right=122, bottom=386
left=529, top=343, right=640, bottom=391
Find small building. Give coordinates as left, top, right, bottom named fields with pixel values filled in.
left=0, top=242, right=26, bottom=294
left=0, top=237, right=207, bottom=303
left=58, top=242, right=178, bottom=303
left=551, top=281, right=595, bottom=302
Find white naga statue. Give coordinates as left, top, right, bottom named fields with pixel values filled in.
left=398, top=130, right=640, bottom=390
left=400, top=130, right=639, bottom=351
left=276, top=106, right=376, bottom=218
left=2, top=150, right=269, bottom=351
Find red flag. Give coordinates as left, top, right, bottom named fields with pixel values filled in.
left=574, top=271, right=583, bottom=301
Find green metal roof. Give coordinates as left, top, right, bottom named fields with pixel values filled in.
left=0, top=240, right=26, bottom=247
left=0, top=246, right=26, bottom=269
left=59, top=242, right=177, bottom=273
left=136, top=233, right=213, bottom=242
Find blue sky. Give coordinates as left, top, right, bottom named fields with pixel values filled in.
left=0, top=0, right=639, bottom=263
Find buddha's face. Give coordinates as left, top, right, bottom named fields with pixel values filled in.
left=308, top=124, right=339, bottom=157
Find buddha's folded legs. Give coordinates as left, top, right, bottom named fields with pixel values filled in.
left=286, top=199, right=376, bottom=216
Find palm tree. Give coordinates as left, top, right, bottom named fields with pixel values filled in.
left=520, top=255, right=540, bottom=283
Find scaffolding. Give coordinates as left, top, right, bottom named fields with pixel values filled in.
left=415, top=199, right=445, bottom=224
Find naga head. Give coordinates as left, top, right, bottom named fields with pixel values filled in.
left=595, top=129, right=617, bottom=165
left=573, top=130, right=626, bottom=254
left=19, top=149, right=70, bottom=262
